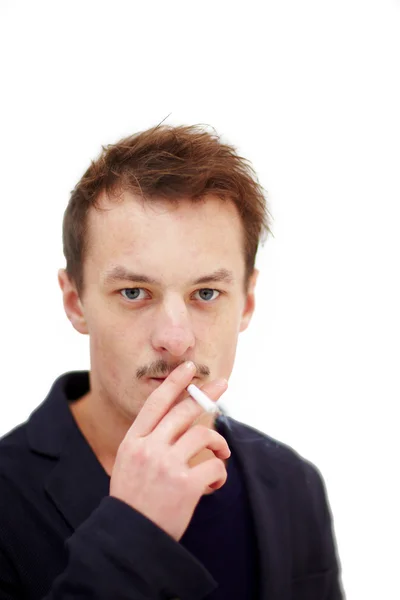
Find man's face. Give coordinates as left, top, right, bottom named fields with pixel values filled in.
left=61, top=192, right=257, bottom=422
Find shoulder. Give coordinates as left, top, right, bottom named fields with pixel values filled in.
left=223, top=416, right=328, bottom=504
left=0, top=422, right=31, bottom=476
left=223, top=415, right=314, bottom=465
left=0, top=420, right=54, bottom=503
left=0, top=423, right=33, bottom=534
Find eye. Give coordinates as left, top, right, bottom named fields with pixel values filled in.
left=120, top=288, right=149, bottom=301
left=119, top=288, right=221, bottom=303
left=193, top=288, right=221, bottom=302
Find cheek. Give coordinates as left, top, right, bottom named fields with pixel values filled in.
left=220, top=329, right=240, bottom=367
left=221, top=303, right=244, bottom=349
left=89, top=316, right=139, bottom=369
left=203, top=312, right=241, bottom=371
left=86, top=296, right=136, bottom=350
left=89, top=323, right=142, bottom=402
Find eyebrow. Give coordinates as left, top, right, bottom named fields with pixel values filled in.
left=102, top=266, right=235, bottom=287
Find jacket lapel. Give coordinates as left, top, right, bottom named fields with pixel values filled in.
left=27, top=372, right=110, bottom=531
left=219, top=416, right=292, bottom=600
left=44, top=424, right=110, bottom=530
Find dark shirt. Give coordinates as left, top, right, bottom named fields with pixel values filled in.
left=0, top=371, right=344, bottom=599
left=180, top=437, right=260, bottom=599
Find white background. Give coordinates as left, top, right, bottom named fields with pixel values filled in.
left=1, top=1, right=400, bottom=597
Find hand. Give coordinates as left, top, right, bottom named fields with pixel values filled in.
left=109, top=361, right=230, bottom=541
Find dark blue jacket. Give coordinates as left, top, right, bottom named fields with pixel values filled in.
left=0, top=372, right=344, bottom=599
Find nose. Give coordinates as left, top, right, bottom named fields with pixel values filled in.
left=150, top=294, right=195, bottom=357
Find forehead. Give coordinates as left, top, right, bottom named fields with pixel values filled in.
left=85, top=191, right=245, bottom=280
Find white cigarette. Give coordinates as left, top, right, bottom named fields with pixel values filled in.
left=186, top=383, right=221, bottom=414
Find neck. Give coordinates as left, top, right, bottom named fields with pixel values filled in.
left=69, top=390, right=130, bottom=476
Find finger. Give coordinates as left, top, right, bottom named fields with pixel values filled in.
left=191, top=456, right=228, bottom=493
left=173, top=424, right=231, bottom=462
left=129, top=361, right=196, bottom=437
left=153, top=379, right=228, bottom=444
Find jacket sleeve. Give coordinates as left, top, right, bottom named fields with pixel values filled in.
left=0, top=497, right=217, bottom=600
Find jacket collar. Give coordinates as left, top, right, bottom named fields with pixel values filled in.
left=27, top=372, right=291, bottom=599
left=27, top=371, right=90, bottom=457
left=27, top=372, right=110, bottom=531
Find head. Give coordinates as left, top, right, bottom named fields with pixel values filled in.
left=59, top=124, right=271, bottom=423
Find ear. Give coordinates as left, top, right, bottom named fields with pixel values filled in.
left=239, top=268, right=259, bottom=333
left=58, top=269, right=88, bottom=335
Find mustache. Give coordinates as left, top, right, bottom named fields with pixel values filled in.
left=137, top=359, right=210, bottom=379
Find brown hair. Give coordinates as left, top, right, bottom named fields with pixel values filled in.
left=62, top=123, right=272, bottom=297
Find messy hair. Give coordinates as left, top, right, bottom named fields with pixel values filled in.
left=62, top=123, right=272, bottom=296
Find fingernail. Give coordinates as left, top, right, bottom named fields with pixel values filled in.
left=184, top=361, right=195, bottom=371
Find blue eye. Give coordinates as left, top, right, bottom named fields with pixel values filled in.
left=120, top=288, right=221, bottom=303
left=120, top=288, right=148, bottom=301
left=194, top=289, right=220, bottom=302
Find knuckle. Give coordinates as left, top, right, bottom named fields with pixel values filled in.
left=213, top=456, right=227, bottom=474
left=128, top=439, right=150, bottom=465
left=158, top=454, right=175, bottom=475
left=215, top=459, right=228, bottom=481
left=174, top=468, right=191, bottom=489
left=218, top=457, right=227, bottom=472
left=159, top=459, right=191, bottom=489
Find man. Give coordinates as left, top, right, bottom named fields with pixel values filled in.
left=0, top=124, right=344, bottom=599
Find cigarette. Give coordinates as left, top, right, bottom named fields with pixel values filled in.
left=186, top=383, right=221, bottom=414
